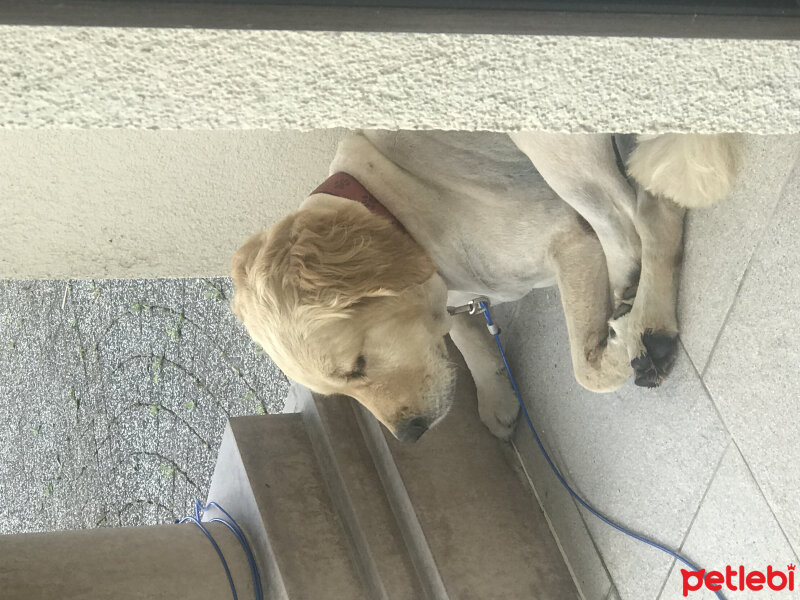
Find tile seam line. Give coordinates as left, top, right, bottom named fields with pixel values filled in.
left=728, top=437, right=800, bottom=563
left=693, top=143, right=800, bottom=562
left=604, top=585, right=618, bottom=600
left=580, top=342, right=730, bottom=600
left=700, top=140, right=800, bottom=379
left=510, top=440, right=597, bottom=600
left=568, top=490, right=619, bottom=599
left=503, top=303, right=606, bottom=598
left=691, top=340, right=800, bottom=577
left=679, top=338, right=731, bottom=442
left=654, top=438, right=733, bottom=600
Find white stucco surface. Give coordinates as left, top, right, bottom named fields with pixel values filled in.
left=1, top=26, right=798, bottom=133
left=0, top=129, right=348, bottom=279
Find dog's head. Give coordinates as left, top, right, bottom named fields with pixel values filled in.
left=232, top=195, right=455, bottom=442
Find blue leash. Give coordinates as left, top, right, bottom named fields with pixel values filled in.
left=177, top=500, right=264, bottom=600
left=476, top=300, right=725, bottom=600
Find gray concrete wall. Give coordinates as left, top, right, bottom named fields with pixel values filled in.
left=0, top=26, right=798, bottom=133
left=0, top=523, right=255, bottom=600
left=0, top=129, right=347, bottom=279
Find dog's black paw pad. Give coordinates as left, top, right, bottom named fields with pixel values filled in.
left=634, top=372, right=660, bottom=388
left=644, top=332, right=677, bottom=362
left=632, top=332, right=678, bottom=388
left=631, top=353, right=653, bottom=373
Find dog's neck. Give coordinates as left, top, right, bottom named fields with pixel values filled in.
left=311, top=172, right=408, bottom=234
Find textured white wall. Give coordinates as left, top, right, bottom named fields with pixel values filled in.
left=2, top=26, right=799, bottom=279
left=0, top=129, right=348, bottom=279
left=0, top=26, right=798, bottom=133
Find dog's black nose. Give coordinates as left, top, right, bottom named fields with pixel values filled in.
left=396, top=417, right=429, bottom=443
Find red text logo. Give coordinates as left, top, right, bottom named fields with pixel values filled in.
left=682, top=565, right=795, bottom=596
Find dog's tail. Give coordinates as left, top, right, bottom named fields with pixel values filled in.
left=626, top=134, right=738, bottom=208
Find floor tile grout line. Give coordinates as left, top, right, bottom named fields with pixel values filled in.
left=504, top=299, right=615, bottom=598
left=700, top=142, right=800, bottom=380
left=569, top=492, right=619, bottom=598
left=698, top=255, right=754, bottom=380
left=510, top=440, right=596, bottom=600
left=680, top=337, right=734, bottom=448
left=683, top=189, right=800, bottom=567
left=654, top=439, right=732, bottom=600
left=568, top=422, right=727, bottom=600
left=689, top=338, right=800, bottom=567
left=728, top=438, right=800, bottom=562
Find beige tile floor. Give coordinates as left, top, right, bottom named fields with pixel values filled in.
left=499, top=135, right=800, bottom=600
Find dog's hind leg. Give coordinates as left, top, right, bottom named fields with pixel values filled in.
left=613, top=134, right=736, bottom=386
left=610, top=188, right=685, bottom=387
left=549, top=225, right=632, bottom=393
left=509, top=132, right=642, bottom=308
left=512, top=132, right=686, bottom=388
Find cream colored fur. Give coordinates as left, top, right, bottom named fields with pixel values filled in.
left=232, top=131, right=738, bottom=440
left=232, top=195, right=455, bottom=437
left=627, top=134, right=738, bottom=208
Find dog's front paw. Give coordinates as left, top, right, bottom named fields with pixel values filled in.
left=609, top=311, right=678, bottom=388
left=477, top=372, right=520, bottom=440
left=631, top=331, right=678, bottom=388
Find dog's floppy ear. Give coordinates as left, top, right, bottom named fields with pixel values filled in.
left=233, top=201, right=435, bottom=321
left=231, top=229, right=269, bottom=323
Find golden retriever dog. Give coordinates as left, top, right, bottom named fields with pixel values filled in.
left=231, top=131, right=736, bottom=442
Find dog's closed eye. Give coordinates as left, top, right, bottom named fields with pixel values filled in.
left=344, top=354, right=367, bottom=380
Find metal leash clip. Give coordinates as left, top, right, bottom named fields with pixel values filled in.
left=447, top=296, right=491, bottom=316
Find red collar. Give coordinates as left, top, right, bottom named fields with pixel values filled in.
left=311, top=172, right=408, bottom=233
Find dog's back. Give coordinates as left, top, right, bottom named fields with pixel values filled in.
left=362, top=130, right=548, bottom=198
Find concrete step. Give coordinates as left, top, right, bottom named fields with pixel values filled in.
left=206, top=413, right=369, bottom=600
left=300, top=393, right=424, bottom=600
left=292, top=337, right=580, bottom=600
left=208, top=339, right=580, bottom=599
left=353, top=363, right=579, bottom=599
